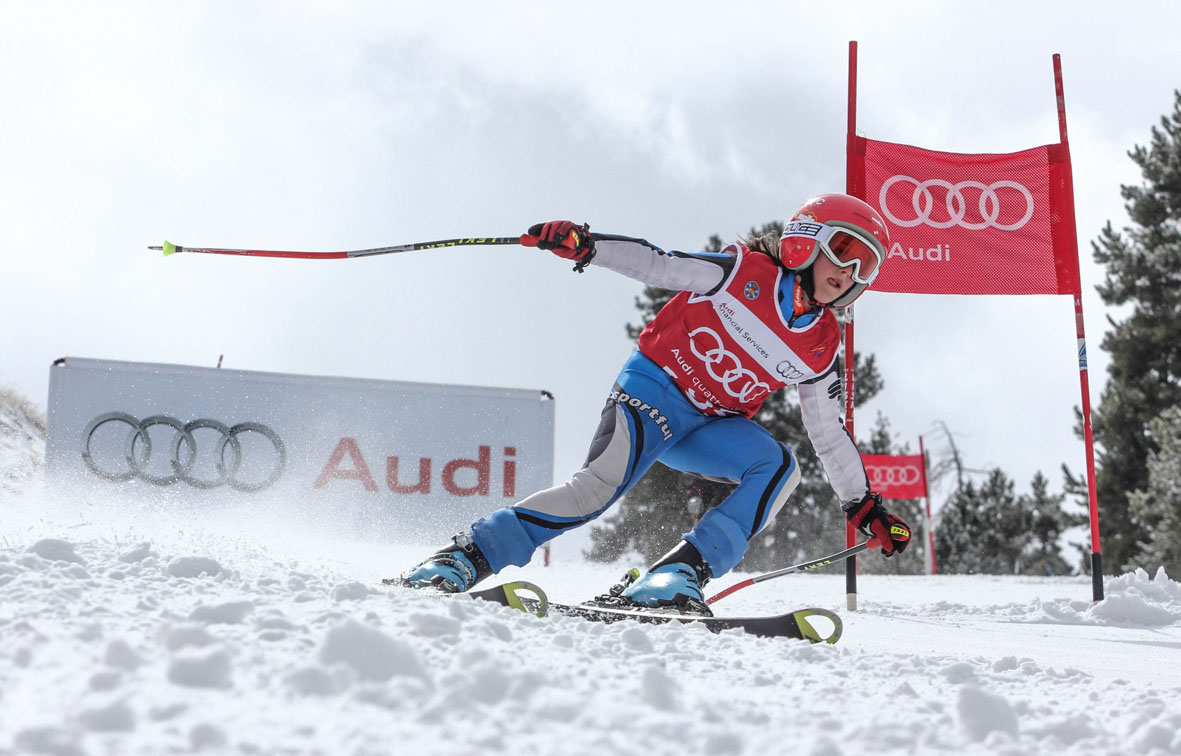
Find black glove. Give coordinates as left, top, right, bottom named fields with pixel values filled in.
left=520, top=221, right=595, bottom=269
left=846, top=492, right=911, bottom=557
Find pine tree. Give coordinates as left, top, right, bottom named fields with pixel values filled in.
left=1126, top=405, right=1181, bottom=576
left=935, top=469, right=1075, bottom=575
left=1089, top=90, right=1181, bottom=572
left=586, top=223, right=884, bottom=569
left=1018, top=472, right=1075, bottom=576
left=935, top=470, right=1022, bottom=574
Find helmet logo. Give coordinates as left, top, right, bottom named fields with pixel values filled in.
left=783, top=220, right=824, bottom=238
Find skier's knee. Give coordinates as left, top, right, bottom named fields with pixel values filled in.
left=740, top=441, right=797, bottom=481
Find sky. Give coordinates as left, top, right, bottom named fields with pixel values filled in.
left=2, top=1, right=1180, bottom=522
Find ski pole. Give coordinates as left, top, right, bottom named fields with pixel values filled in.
left=706, top=539, right=879, bottom=605
left=149, top=236, right=521, bottom=260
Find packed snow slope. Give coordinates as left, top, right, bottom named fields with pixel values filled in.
left=0, top=389, right=44, bottom=498
left=3, top=447, right=1181, bottom=754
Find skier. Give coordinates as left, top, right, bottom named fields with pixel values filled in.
left=395, top=194, right=911, bottom=614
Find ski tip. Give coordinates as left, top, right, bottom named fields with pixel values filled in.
left=161, top=241, right=179, bottom=257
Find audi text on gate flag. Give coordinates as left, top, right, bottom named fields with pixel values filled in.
left=860, top=454, right=928, bottom=500
left=848, top=138, right=1081, bottom=296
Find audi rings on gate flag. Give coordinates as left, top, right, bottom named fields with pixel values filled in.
left=81, top=413, right=287, bottom=492
left=849, top=138, right=1081, bottom=296
left=859, top=453, right=928, bottom=501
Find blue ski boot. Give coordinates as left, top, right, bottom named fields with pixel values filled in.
left=393, top=533, right=493, bottom=594
left=621, top=541, right=713, bottom=616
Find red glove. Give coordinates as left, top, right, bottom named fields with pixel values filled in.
left=846, top=492, right=911, bottom=557
left=520, top=221, right=595, bottom=264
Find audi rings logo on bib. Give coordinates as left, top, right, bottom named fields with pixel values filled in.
left=686, top=327, right=770, bottom=404
left=880, top=176, right=1035, bottom=231
left=81, top=412, right=287, bottom=491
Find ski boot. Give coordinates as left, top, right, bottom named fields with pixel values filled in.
left=595, top=541, right=714, bottom=616
left=388, top=532, right=493, bottom=593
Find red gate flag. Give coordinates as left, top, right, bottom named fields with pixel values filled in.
left=861, top=453, right=928, bottom=500
left=848, top=137, right=1080, bottom=296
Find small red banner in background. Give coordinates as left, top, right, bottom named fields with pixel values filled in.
left=861, top=453, right=928, bottom=500
left=849, top=137, right=1080, bottom=296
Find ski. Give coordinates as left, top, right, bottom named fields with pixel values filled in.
left=460, top=581, right=842, bottom=644
left=546, top=600, right=842, bottom=643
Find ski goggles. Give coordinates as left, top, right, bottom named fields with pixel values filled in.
left=780, top=220, right=883, bottom=285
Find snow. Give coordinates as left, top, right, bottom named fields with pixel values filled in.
left=0, top=390, right=44, bottom=497
left=3, top=442, right=1181, bottom=754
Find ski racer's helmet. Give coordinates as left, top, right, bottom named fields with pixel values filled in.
left=778, top=194, right=890, bottom=308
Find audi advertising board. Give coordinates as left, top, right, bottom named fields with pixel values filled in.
left=46, top=357, right=555, bottom=540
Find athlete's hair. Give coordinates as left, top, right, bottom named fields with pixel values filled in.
left=739, top=231, right=781, bottom=261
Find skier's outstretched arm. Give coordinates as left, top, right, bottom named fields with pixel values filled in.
left=521, top=220, right=735, bottom=294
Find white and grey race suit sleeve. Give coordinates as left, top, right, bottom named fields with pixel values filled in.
left=589, top=233, right=736, bottom=294
left=797, top=364, right=871, bottom=508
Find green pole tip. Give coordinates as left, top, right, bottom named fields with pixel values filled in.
left=162, top=241, right=178, bottom=257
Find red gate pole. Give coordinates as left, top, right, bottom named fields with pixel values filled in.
left=919, top=435, right=936, bottom=575
left=843, top=40, right=860, bottom=611
left=1053, top=54, right=1103, bottom=602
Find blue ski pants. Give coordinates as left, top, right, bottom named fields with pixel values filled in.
left=471, top=351, right=801, bottom=577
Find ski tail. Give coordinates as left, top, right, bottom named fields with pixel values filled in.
left=468, top=581, right=549, bottom=617
left=790, top=608, right=842, bottom=644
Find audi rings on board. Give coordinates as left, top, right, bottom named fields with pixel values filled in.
left=81, top=413, right=286, bottom=491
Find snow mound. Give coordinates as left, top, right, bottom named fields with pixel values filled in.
left=0, top=388, right=44, bottom=497
left=189, top=600, right=256, bottom=625
left=318, top=618, right=427, bottom=682
left=1028, top=567, right=1181, bottom=627
left=27, top=538, right=85, bottom=565
left=168, top=647, right=234, bottom=689
left=167, top=556, right=225, bottom=578
left=892, top=569, right=1181, bottom=629
left=957, top=685, right=1018, bottom=742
